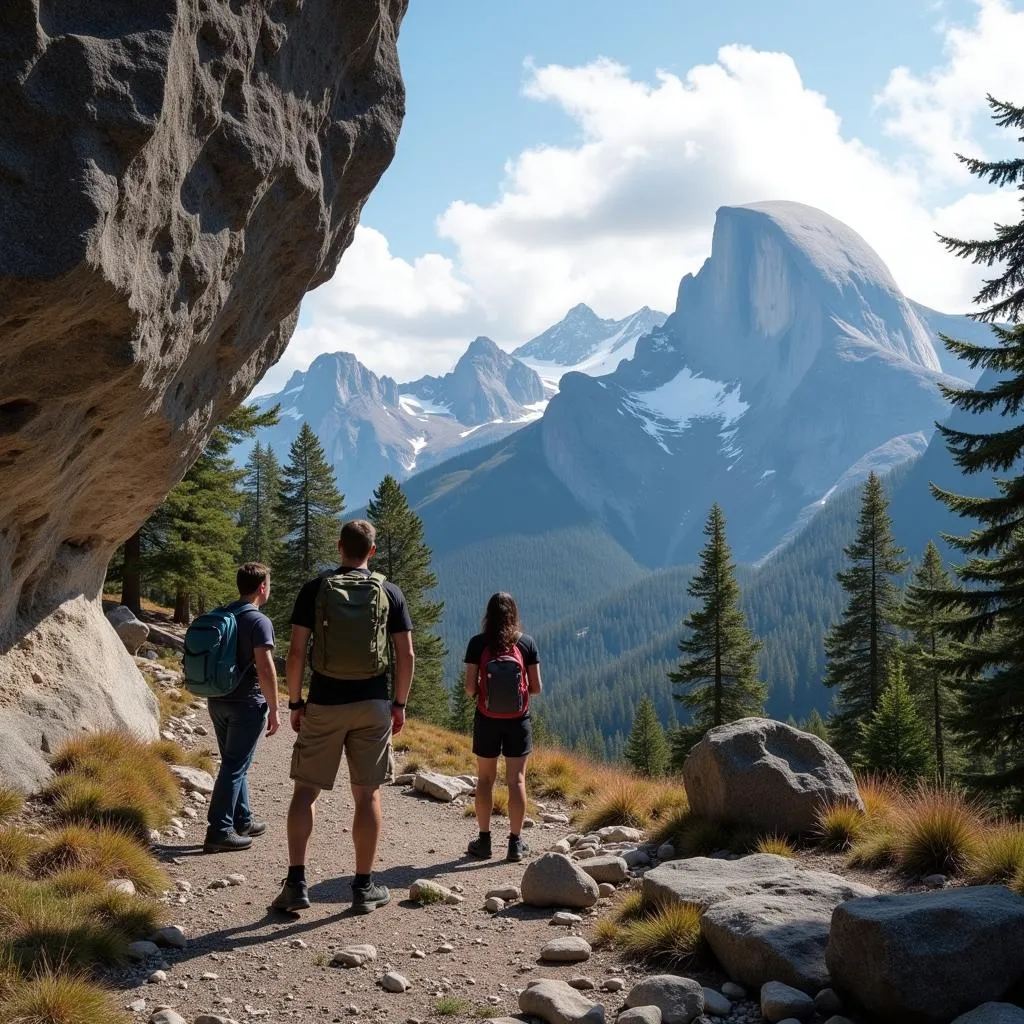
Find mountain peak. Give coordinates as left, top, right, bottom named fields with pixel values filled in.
left=464, top=335, right=503, bottom=358
left=565, top=302, right=599, bottom=322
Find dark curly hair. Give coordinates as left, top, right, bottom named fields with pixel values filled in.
left=483, top=592, right=522, bottom=652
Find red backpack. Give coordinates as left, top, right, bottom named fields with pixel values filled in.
left=478, top=641, right=529, bottom=719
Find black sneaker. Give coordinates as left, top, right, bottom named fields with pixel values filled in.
left=507, top=835, right=529, bottom=863
left=236, top=820, right=267, bottom=838
left=351, top=880, right=391, bottom=914
left=203, top=830, right=253, bottom=854
left=467, top=835, right=492, bottom=859
left=271, top=878, right=310, bottom=913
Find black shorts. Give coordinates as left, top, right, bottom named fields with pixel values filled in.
left=472, top=711, right=533, bottom=759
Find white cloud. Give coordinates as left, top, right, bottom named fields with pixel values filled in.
left=262, top=1, right=1024, bottom=394
left=876, top=0, right=1024, bottom=178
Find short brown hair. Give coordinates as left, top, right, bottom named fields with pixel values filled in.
left=340, top=520, right=376, bottom=562
left=237, top=562, right=270, bottom=596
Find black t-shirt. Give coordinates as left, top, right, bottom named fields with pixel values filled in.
left=209, top=602, right=274, bottom=706
left=464, top=633, right=540, bottom=667
left=291, top=567, right=413, bottom=705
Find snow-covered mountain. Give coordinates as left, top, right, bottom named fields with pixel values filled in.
left=250, top=341, right=548, bottom=507
left=402, top=201, right=970, bottom=568
left=514, top=304, right=668, bottom=387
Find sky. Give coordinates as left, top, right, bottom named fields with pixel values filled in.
left=255, top=0, right=1024, bottom=395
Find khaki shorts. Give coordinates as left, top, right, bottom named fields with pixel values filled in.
left=290, top=700, right=395, bottom=791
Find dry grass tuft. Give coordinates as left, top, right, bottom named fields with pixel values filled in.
left=0, top=971, right=118, bottom=1024
left=151, top=739, right=214, bottom=774
left=31, top=826, right=168, bottom=895
left=968, top=823, right=1024, bottom=886
left=847, top=824, right=899, bottom=869
left=618, top=900, right=703, bottom=966
left=0, top=789, right=24, bottom=824
left=815, top=801, right=866, bottom=851
left=0, top=830, right=41, bottom=877
left=857, top=774, right=901, bottom=825
left=612, top=890, right=649, bottom=924
left=893, top=784, right=985, bottom=876
left=755, top=833, right=796, bottom=858
left=579, top=780, right=652, bottom=832
left=41, top=870, right=107, bottom=898
left=591, top=916, right=620, bottom=947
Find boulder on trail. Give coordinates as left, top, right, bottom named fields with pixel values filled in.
left=106, top=606, right=150, bottom=654
left=540, top=936, right=592, bottom=963
left=624, top=976, right=705, bottom=1024
left=168, top=765, right=216, bottom=795
left=522, top=853, right=600, bottom=908
left=519, top=979, right=605, bottom=1023
left=683, top=718, right=862, bottom=834
left=576, top=854, right=629, bottom=885
left=826, top=886, right=1024, bottom=1021
left=413, top=770, right=472, bottom=802
left=0, top=0, right=406, bottom=794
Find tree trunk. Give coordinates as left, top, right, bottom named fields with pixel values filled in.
left=173, top=589, right=191, bottom=625
left=120, top=529, right=142, bottom=615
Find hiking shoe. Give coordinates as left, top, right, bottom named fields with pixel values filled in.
left=203, top=830, right=253, bottom=854
left=507, top=835, right=529, bottom=863
left=351, top=880, right=391, bottom=914
left=271, top=878, right=310, bottom=913
left=467, top=834, right=492, bottom=859
left=236, top=819, right=267, bottom=838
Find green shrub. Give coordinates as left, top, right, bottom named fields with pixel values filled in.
left=434, top=995, right=470, bottom=1016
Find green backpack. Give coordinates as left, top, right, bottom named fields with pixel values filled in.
left=312, top=570, right=391, bottom=679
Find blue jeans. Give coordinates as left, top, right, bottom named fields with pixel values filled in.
left=206, top=701, right=268, bottom=836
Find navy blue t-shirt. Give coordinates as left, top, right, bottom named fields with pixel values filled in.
left=208, top=601, right=274, bottom=706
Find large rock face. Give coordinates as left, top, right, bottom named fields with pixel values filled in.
left=0, top=0, right=406, bottom=792
left=826, top=887, right=1024, bottom=1022
left=683, top=718, right=863, bottom=834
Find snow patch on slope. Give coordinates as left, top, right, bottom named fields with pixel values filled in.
left=398, top=394, right=453, bottom=419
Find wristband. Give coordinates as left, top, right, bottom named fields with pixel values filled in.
left=288, top=699, right=306, bottom=711
left=392, top=701, right=406, bottom=709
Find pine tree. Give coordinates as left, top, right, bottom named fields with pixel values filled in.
left=823, top=473, right=908, bottom=757
left=240, top=442, right=284, bottom=565
left=368, top=476, right=448, bottom=726
left=856, top=660, right=934, bottom=783
left=623, top=697, right=670, bottom=777
left=142, top=403, right=278, bottom=623
left=924, top=96, right=1024, bottom=794
left=901, top=542, right=960, bottom=784
left=669, top=504, right=766, bottom=750
left=801, top=708, right=830, bottom=742
left=275, top=423, right=344, bottom=601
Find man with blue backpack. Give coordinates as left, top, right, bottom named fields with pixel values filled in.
left=182, top=562, right=280, bottom=853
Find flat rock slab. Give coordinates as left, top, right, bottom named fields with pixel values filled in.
left=522, top=853, right=600, bottom=908
left=576, top=854, right=628, bottom=884
left=597, top=825, right=644, bottom=843
left=625, top=975, right=705, bottom=1024
left=332, top=944, right=377, bottom=968
left=519, top=979, right=605, bottom=1023
left=683, top=717, right=863, bottom=834
left=644, top=853, right=876, bottom=912
left=410, top=878, right=463, bottom=904
left=952, top=1006, right=1024, bottom=1024
left=703, top=891, right=856, bottom=992
left=540, top=936, right=592, bottom=963
left=827, top=886, right=1024, bottom=1022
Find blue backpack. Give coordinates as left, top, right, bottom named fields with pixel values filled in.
left=182, top=603, right=254, bottom=697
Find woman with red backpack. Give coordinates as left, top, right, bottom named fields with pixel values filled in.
left=463, top=592, right=543, bottom=863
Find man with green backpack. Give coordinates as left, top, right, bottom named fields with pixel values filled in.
left=272, top=520, right=414, bottom=915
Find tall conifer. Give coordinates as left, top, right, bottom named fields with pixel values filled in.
left=902, top=541, right=960, bottom=783
left=240, top=442, right=284, bottom=565
left=623, top=697, right=670, bottom=777
left=368, top=475, right=448, bottom=725
left=669, top=504, right=766, bottom=752
left=857, top=659, right=933, bottom=782
left=823, top=473, right=907, bottom=756
left=925, top=96, right=1024, bottom=793
left=275, top=423, right=345, bottom=601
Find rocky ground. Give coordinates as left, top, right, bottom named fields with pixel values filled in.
left=103, top=672, right=858, bottom=1024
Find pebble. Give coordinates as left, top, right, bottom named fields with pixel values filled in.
left=539, top=936, right=592, bottom=963
left=598, top=883, right=616, bottom=897
left=209, top=879, right=229, bottom=890
left=485, top=897, right=505, bottom=912
left=702, top=987, right=732, bottom=1017
left=569, top=977, right=596, bottom=990
left=332, top=945, right=377, bottom=968
left=381, top=972, right=411, bottom=993
left=602, top=977, right=626, bottom=992
left=486, top=886, right=521, bottom=902
left=108, top=878, right=137, bottom=895
left=147, top=971, right=168, bottom=984
left=127, top=999, right=147, bottom=1013
left=815, top=988, right=842, bottom=1014
left=174, top=879, right=192, bottom=892
left=290, top=939, right=307, bottom=949
left=721, top=982, right=747, bottom=1000
left=542, top=812, right=570, bottom=824
left=551, top=911, right=583, bottom=925
left=923, top=873, right=947, bottom=888
left=201, top=972, right=220, bottom=981
left=127, top=941, right=160, bottom=961
left=226, top=873, right=246, bottom=886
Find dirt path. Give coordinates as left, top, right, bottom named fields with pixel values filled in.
left=114, top=700, right=651, bottom=1024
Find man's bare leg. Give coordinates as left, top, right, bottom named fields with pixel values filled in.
left=351, top=784, right=383, bottom=876
left=287, top=782, right=319, bottom=867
